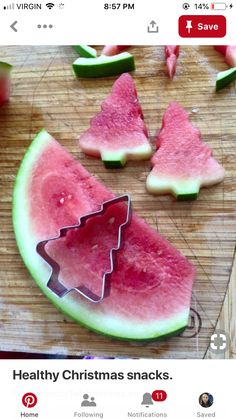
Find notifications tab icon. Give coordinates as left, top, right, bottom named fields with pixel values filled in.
left=179, top=15, right=226, bottom=37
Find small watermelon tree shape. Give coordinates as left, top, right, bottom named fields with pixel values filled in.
left=79, top=73, right=152, bottom=168
left=146, top=102, right=225, bottom=200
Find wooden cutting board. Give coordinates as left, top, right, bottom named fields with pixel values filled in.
left=0, top=46, right=235, bottom=359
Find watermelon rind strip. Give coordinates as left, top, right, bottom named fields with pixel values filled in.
left=72, top=52, right=135, bottom=78
left=216, top=66, right=236, bottom=91
left=73, top=45, right=97, bottom=58
left=13, top=129, right=189, bottom=341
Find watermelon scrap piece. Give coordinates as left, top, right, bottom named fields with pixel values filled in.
left=0, top=61, right=12, bottom=106
left=72, top=52, right=135, bottom=78
left=146, top=102, right=225, bottom=200
left=73, top=45, right=97, bottom=58
left=165, top=46, right=179, bottom=79
left=13, top=129, right=196, bottom=341
left=102, top=46, right=130, bottom=56
left=79, top=73, right=152, bottom=168
left=214, top=45, right=236, bottom=67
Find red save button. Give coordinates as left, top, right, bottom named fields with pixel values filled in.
left=179, top=15, right=226, bottom=38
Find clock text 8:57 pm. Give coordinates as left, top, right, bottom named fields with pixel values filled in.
left=104, top=3, right=135, bottom=10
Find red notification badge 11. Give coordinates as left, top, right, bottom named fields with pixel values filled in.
left=152, top=390, right=167, bottom=402
left=179, top=15, right=226, bottom=37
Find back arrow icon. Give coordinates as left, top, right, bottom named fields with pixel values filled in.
left=10, top=21, right=18, bottom=32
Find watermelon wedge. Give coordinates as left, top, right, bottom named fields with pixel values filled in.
left=165, top=46, right=179, bottom=79
left=146, top=102, right=225, bottom=200
left=102, top=45, right=130, bottom=56
left=13, top=129, right=196, bottom=341
left=0, top=61, right=12, bottom=106
left=214, top=45, right=236, bottom=67
left=79, top=73, right=152, bottom=168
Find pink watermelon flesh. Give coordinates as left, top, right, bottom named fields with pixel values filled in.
left=102, top=45, right=130, bottom=56
left=165, top=46, right=179, bottom=79
left=214, top=45, right=236, bottom=67
left=14, top=130, right=195, bottom=339
left=146, top=102, right=225, bottom=200
left=0, top=63, right=11, bottom=106
left=166, top=55, right=177, bottom=79
left=214, top=45, right=227, bottom=55
left=165, top=45, right=180, bottom=59
left=79, top=73, right=152, bottom=167
left=225, top=46, right=236, bottom=67
left=45, top=201, right=128, bottom=296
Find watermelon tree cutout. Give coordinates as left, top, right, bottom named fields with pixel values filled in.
left=0, top=61, right=12, bottom=106
left=36, top=195, right=131, bottom=303
left=79, top=73, right=152, bottom=168
left=146, top=102, right=225, bottom=200
left=13, top=129, right=195, bottom=341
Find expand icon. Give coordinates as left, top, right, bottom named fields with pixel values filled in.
left=209, top=329, right=230, bottom=354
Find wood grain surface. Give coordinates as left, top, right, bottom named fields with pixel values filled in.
left=0, top=46, right=235, bottom=358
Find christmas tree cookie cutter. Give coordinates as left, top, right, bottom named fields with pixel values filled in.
left=36, top=194, right=132, bottom=303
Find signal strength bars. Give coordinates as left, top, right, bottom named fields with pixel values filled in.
left=3, top=2, right=56, bottom=10
left=3, top=3, right=15, bottom=9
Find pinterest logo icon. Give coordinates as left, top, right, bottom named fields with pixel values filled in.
left=22, top=393, right=38, bottom=408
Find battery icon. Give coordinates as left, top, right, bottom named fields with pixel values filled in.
left=211, top=2, right=227, bottom=9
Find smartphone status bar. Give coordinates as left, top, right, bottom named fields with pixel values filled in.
left=0, top=0, right=235, bottom=45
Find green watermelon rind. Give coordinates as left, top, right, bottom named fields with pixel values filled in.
left=216, top=66, right=236, bottom=91
left=101, top=146, right=153, bottom=167
left=72, top=53, right=135, bottom=78
left=0, top=61, right=13, bottom=74
left=73, top=45, right=97, bottom=58
left=146, top=174, right=200, bottom=200
left=13, top=129, right=190, bottom=341
left=82, top=144, right=153, bottom=169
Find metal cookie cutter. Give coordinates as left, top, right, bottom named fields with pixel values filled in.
left=36, top=194, right=132, bottom=303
